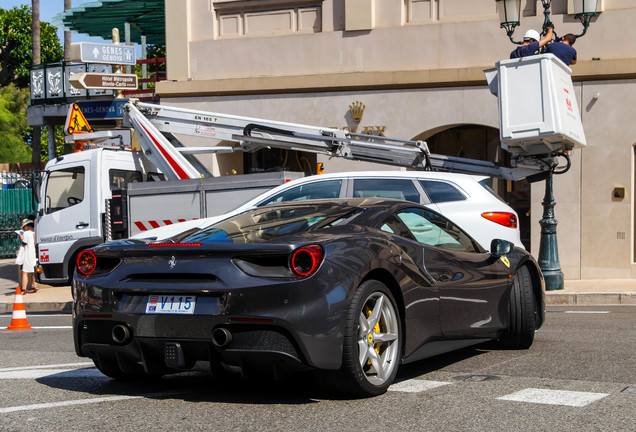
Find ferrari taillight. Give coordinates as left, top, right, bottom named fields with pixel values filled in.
left=77, top=250, right=97, bottom=275
left=290, top=245, right=324, bottom=277
left=481, top=212, right=518, bottom=228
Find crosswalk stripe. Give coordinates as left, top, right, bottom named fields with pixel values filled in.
left=497, top=388, right=610, bottom=407
left=389, top=379, right=452, bottom=393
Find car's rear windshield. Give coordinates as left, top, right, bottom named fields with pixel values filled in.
left=176, top=204, right=360, bottom=243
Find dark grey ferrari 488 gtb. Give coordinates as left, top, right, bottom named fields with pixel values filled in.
left=73, top=198, right=545, bottom=396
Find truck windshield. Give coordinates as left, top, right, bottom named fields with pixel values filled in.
left=45, top=167, right=85, bottom=213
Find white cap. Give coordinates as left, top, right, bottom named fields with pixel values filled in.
left=524, top=29, right=541, bottom=42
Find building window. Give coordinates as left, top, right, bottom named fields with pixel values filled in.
left=216, top=1, right=322, bottom=38
left=406, top=0, right=437, bottom=23
left=405, top=0, right=498, bottom=24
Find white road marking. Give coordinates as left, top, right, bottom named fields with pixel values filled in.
left=0, top=362, right=104, bottom=380
left=0, top=395, right=141, bottom=414
left=0, top=314, right=70, bottom=317
left=0, top=325, right=72, bottom=330
left=497, top=388, right=610, bottom=407
left=0, top=362, right=93, bottom=372
left=564, top=311, right=610, bottom=314
left=31, top=325, right=73, bottom=329
left=0, top=391, right=187, bottom=414
left=0, top=368, right=105, bottom=380
left=26, top=314, right=70, bottom=317
left=389, top=379, right=452, bottom=393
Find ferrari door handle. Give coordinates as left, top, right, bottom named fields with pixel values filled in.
left=76, top=222, right=89, bottom=229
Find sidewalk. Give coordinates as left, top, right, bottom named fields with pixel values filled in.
left=0, top=259, right=635, bottom=313
left=0, top=259, right=73, bottom=313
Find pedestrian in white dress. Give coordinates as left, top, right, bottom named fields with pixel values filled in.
left=20, top=219, right=38, bottom=294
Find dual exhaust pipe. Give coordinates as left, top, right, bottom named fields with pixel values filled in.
left=212, top=327, right=232, bottom=348
left=111, top=324, right=232, bottom=348
left=112, top=324, right=131, bottom=344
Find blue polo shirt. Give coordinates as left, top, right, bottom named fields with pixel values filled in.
left=510, top=41, right=540, bottom=59
left=545, top=42, right=577, bottom=66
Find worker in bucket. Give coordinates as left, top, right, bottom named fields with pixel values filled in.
left=510, top=26, right=553, bottom=59
left=545, top=33, right=577, bottom=66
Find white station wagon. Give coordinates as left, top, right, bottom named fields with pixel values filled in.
left=134, top=171, right=523, bottom=252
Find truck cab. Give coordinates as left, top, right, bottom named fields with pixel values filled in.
left=36, top=148, right=149, bottom=284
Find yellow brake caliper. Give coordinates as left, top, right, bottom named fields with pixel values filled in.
left=364, top=306, right=382, bottom=365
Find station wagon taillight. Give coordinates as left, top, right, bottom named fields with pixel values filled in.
left=481, top=212, right=518, bottom=228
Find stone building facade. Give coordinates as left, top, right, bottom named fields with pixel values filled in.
left=156, top=0, right=636, bottom=280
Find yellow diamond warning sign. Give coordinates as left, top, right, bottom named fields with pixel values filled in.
left=65, top=103, right=94, bottom=135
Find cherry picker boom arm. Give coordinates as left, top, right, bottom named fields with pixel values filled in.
left=123, top=101, right=234, bottom=180
left=126, top=101, right=552, bottom=181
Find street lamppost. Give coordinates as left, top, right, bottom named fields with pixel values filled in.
left=496, top=0, right=599, bottom=43
left=494, top=0, right=598, bottom=291
left=496, top=0, right=523, bottom=44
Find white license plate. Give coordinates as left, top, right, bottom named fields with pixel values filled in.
left=145, top=295, right=196, bottom=314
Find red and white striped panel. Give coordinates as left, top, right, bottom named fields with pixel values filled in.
left=134, top=219, right=192, bottom=232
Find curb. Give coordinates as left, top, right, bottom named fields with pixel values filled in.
left=545, top=292, right=636, bottom=306
left=1, top=301, right=72, bottom=314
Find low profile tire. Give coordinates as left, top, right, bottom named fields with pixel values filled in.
left=499, top=265, right=536, bottom=349
left=336, top=280, right=402, bottom=396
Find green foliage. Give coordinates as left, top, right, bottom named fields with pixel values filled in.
left=147, top=44, right=166, bottom=61
left=0, top=5, right=64, bottom=88
left=0, top=84, right=31, bottom=163
left=40, top=124, right=64, bottom=161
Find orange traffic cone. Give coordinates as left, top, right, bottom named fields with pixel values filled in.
left=6, top=286, right=32, bottom=330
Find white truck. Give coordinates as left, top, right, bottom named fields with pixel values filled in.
left=35, top=54, right=584, bottom=285
left=35, top=148, right=303, bottom=284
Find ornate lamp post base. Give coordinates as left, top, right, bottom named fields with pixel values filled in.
left=538, top=172, right=564, bottom=291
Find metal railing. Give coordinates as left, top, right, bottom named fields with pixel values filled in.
left=29, top=61, right=115, bottom=105
left=123, top=57, right=166, bottom=101
left=0, top=171, right=37, bottom=258
left=30, top=58, right=167, bottom=106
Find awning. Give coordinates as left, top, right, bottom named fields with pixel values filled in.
left=54, top=0, right=165, bottom=45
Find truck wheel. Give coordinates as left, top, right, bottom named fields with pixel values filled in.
left=336, top=280, right=402, bottom=396
left=499, top=265, right=536, bottom=349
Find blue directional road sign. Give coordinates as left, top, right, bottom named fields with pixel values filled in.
left=72, top=42, right=136, bottom=66
left=76, top=100, right=129, bottom=120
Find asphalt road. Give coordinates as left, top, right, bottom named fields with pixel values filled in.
left=0, top=306, right=635, bottom=432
